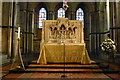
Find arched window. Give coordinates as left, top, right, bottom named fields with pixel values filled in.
left=58, top=8, right=65, bottom=18
left=39, top=8, right=47, bottom=28
left=76, top=8, right=84, bottom=20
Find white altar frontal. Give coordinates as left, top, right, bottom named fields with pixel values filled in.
left=37, top=18, right=91, bottom=64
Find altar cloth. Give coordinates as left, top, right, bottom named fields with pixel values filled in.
left=37, top=43, right=91, bottom=64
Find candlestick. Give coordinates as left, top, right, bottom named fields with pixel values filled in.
left=18, top=27, right=20, bottom=39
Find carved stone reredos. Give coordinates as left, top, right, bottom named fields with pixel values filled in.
left=42, top=18, right=84, bottom=44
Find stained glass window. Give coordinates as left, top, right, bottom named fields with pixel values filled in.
left=58, top=8, right=65, bottom=18
left=76, top=8, right=84, bottom=20
left=39, top=8, right=46, bottom=28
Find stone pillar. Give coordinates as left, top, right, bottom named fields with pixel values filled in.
left=48, top=11, right=55, bottom=20
left=91, top=2, right=106, bottom=56
left=115, top=2, right=119, bottom=27
left=21, top=2, right=27, bottom=55
left=52, top=11, right=55, bottom=20
left=84, top=11, right=91, bottom=53
left=35, top=10, right=39, bottom=36
left=97, top=10, right=105, bottom=54
left=89, top=12, right=95, bottom=55
left=115, top=2, right=120, bottom=54
left=26, top=11, right=29, bottom=55
left=20, top=3, right=25, bottom=54
left=55, top=12, right=58, bottom=20
left=33, top=10, right=38, bottom=38
left=71, top=11, right=75, bottom=20
left=31, top=12, right=34, bottom=54
left=90, top=11, right=98, bottom=57
left=11, top=1, right=21, bottom=62
left=27, top=11, right=33, bottom=55
left=68, top=11, right=71, bottom=20
left=89, top=13, right=92, bottom=55
left=106, top=0, right=110, bottom=31
left=118, top=2, right=120, bottom=54
left=118, top=2, right=120, bottom=26
left=65, top=11, right=68, bottom=18
left=48, top=11, right=53, bottom=20
left=0, top=1, right=2, bottom=54
left=0, top=1, right=2, bottom=75
left=2, top=2, right=9, bottom=56
left=66, top=11, right=71, bottom=20
left=0, top=1, right=2, bottom=25
left=1, top=2, right=12, bottom=65
left=7, top=2, right=14, bottom=58
left=20, top=2, right=34, bottom=64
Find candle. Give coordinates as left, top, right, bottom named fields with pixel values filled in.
left=18, top=27, right=20, bottom=39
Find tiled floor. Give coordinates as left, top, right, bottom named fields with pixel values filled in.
left=2, top=73, right=112, bottom=79
left=0, top=62, right=19, bottom=79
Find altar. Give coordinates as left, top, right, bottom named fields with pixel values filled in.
left=37, top=18, right=91, bottom=64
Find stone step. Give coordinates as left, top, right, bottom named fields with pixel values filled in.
left=28, top=64, right=100, bottom=69
left=9, top=60, right=119, bottom=74
left=30, top=60, right=98, bottom=64
left=9, top=68, right=119, bottom=73
left=25, top=68, right=103, bottom=73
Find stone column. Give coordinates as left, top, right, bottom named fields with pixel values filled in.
left=89, top=11, right=98, bottom=57
left=115, top=2, right=120, bottom=53
left=84, top=11, right=91, bottom=53
left=66, top=11, right=71, bottom=20
left=21, top=2, right=27, bottom=55
left=48, top=11, right=52, bottom=20
left=7, top=2, right=14, bottom=59
left=0, top=1, right=2, bottom=54
left=20, top=3, right=25, bottom=54
left=52, top=11, right=55, bottom=20
left=106, top=0, right=110, bottom=31
left=0, top=1, right=2, bottom=25
left=54, top=12, right=57, bottom=20
left=118, top=2, right=120, bottom=54
left=26, top=11, right=29, bottom=55
left=0, top=1, right=2, bottom=75
left=71, top=11, right=75, bottom=20
left=31, top=12, right=34, bottom=54
left=89, top=13, right=92, bottom=55
left=11, top=1, right=21, bottom=62
left=48, top=11, right=55, bottom=20
left=1, top=3, right=9, bottom=56
left=89, top=12, right=95, bottom=55
left=115, top=2, right=119, bottom=27
left=20, top=2, right=33, bottom=64
left=97, top=10, right=105, bottom=54
left=33, top=10, right=38, bottom=38
left=27, top=11, right=33, bottom=55
left=118, top=2, right=120, bottom=26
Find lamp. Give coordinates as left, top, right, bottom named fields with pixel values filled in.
left=63, top=0, right=69, bottom=11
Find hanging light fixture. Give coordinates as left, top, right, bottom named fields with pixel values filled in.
left=63, top=0, right=69, bottom=11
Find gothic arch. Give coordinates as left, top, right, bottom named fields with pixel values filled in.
left=35, top=2, right=49, bottom=20
left=54, top=2, right=70, bottom=19
left=76, top=3, right=85, bottom=12
left=54, top=2, right=63, bottom=19
left=55, top=2, right=63, bottom=11
left=34, top=2, right=49, bottom=30
left=76, top=2, right=94, bottom=13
